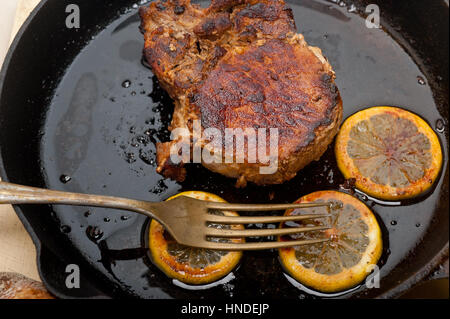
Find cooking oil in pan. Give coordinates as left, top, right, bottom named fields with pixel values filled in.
left=35, top=0, right=448, bottom=298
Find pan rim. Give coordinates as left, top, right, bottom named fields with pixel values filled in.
left=0, top=0, right=55, bottom=297
left=0, top=0, right=114, bottom=300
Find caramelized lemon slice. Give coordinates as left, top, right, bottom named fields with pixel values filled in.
left=335, top=106, right=442, bottom=200
left=149, top=191, right=243, bottom=285
left=279, top=191, right=382, bottom=293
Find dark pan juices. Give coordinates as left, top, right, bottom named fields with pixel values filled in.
left=34, top=0, right=448, bottom=298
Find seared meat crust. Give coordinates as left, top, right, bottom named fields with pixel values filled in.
left=140, top=0, right=343, bottom=186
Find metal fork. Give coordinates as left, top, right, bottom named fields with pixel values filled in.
left=0, top=181, right=332, bottom=250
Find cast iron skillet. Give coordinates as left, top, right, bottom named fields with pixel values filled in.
left=0, top=0, right=448, bottom=299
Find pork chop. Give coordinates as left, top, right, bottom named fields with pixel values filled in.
left=139, top=0, right=343, bottom=187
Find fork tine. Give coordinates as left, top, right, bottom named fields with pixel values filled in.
left=205, top=213, right=331, bottom=224
left=205, top=225, right=329, bottom=238
left=205, top=201, right=332, bottom=212
left=198, top=238, right=330, bottom=251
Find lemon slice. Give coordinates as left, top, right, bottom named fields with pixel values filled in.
left=149, top=191, right=243, bottom=285
left=279, top=191, right=382, bottom=293
left=335, top=106, right=442, bottom=200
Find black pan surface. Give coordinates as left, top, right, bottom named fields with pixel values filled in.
left=0, top=0, right=448, bottom=299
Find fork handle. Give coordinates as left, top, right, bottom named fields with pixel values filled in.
left=0, top=181, right=153, bottom=217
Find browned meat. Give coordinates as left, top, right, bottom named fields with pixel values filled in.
left=140, top=0, right=343, bottom=186
left=0, top=273, right=54, bottom=299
